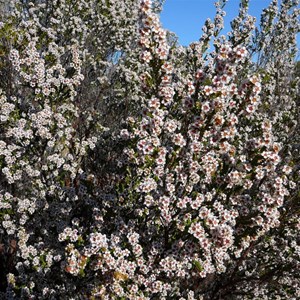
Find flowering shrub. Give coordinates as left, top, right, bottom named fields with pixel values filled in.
left=0, top=0, right=299, bottom=299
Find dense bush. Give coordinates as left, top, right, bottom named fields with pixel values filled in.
left=0, top=0, right=299, bottom=299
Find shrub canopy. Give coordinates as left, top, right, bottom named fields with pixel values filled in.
left=0, top=0, right=299, bottom=299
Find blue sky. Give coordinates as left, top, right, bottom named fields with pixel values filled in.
left=160, top=0, right=299, bottom=49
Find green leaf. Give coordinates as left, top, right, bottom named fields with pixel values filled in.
left=193, top=260, right=204, bottom=272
